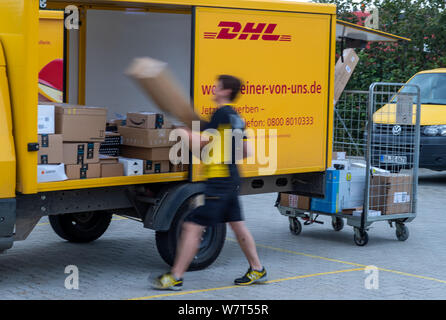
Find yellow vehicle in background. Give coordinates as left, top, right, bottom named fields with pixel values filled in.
left=372, top=69, right=446, bottom=172
left=0, top=0, right=408, bottom=268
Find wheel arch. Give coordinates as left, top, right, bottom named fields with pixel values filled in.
left=146, top=182, right=206, bottom=231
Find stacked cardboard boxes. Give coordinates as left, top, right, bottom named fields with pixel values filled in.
left=55, top=103, right=107, bottom=180
left=118, top=112, right=180, bottom=175
left=37, top=104, right=67, bottom=182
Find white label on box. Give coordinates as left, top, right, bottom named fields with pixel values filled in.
left=345, top=65, right=352, bottom=73
left=288, top=195, right=298, bottom=208
left=37, top=164, right=68, bottom=182
left=394, top=192, right=410, bottom=204
left=37, top=105, right=55, bottom=134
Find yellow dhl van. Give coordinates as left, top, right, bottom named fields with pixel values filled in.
left=373, top=69, right=446, bottom=172
left=0, top=0, right=407, bottom=269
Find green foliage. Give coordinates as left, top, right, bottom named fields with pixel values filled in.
left=315, top=0, right=446, bottom=90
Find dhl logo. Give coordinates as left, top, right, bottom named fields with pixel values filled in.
left=204, top=21, right=291, bottom=41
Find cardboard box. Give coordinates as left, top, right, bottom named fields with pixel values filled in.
left=170, top=163, right=190, bottom=172
left=37, top=164, right=68, bottom=182
left=334, top=49, right=359, bottom=103
left=120, top=145, right=170, bottom=161
left=370, top=174, right=412, bottom=215
left=279, top=193, right=311, bottom=210
left=118, top=126, right=174, bottom=148
left=126, top=112, right=172, bottom=129
left=101, top=163, right=124, bottom=177
left=65, top=163, right=101, bottom=180
left=38, top=134, right=63, bottom=164
left=119, top=157, right=143, bottom=176
left=54, top=104, right=107, bottom=142
left=38, top=105, right=55, bottom=134
left=63, top=142, right=100, bottom=165
left=143, top=160, right=170, bottom=174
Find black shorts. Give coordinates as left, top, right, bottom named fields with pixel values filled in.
left=184, top=178, right=243, bottom=227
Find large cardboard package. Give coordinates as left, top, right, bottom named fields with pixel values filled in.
left=63, top=142, right=100, bottom=165
left=334, top=49, right=359, bottom=104
left=118, top=126, right=174, bottom=148
left=38, top=134, right=63, bottom=164
left=54, top=104, right=107, bottom=142
left=126, top=57, right=199, bottom=128
left=65, top=163, right=101, bottom=180
left=126, top=112, right=172, bottom=129
left=120, top=145, right=170, bottom=161
left=279, top=193, right=311, bottom=210
left=370, top=174, right=412, bottom=215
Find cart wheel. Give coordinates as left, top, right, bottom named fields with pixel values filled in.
left=331, top=218, right=344, bottom=231
left=289, top=217, right=302, bottom=236
left=353, top=228, right=369, bottom=246
left=395, top=223, right=409, bottom=241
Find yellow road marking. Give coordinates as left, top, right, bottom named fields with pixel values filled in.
left=227, top=238, right=446, bottom=285
left=129, top=267, right=364, bottom=300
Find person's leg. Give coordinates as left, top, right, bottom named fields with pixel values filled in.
left=171, top=221, right=205, bottom=279
left=229, top=221, right=262, bottom=271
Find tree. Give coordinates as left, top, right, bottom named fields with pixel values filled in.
left=315, top=0, right=446, bottom=90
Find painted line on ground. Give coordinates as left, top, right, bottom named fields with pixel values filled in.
left=129, top=267, right=365, bottom=300
left=227, top=238, right=446, bottom=285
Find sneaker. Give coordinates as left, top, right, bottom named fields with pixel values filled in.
left=152, top=272, right=183, bottom=291
left=234, top=267, right=267, bottom=285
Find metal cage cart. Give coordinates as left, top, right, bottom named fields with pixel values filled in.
left=276, top=83, right=421, bottom=246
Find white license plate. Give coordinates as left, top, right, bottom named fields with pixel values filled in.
left=380, top=155, right=407, bottom=165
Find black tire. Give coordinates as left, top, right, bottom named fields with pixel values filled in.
left=49, top=211, right=113, bottom=243
left=289, top=217, right=302, bottom=235
left=155, top=198, right=227, bottom=271
left=396, top=224, right=409, bottom=241
left=331, top=217, right=344, bottom=231
left=353, top=229, right=369, bottom=246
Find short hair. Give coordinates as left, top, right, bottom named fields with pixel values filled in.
left=218, top=75, right=242, bottom=101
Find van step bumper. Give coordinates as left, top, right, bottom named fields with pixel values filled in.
left=0, top=198, right=16, bottom=252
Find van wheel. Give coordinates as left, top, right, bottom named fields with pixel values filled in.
left=155, top=197, right=226, bottom=271
left=49, top=211, right=113, bottom=243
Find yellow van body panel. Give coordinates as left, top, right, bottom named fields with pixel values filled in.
left=0, top=44, right=16, bottom=198
left=192, top=7, right=335, bottom=180
left=0, top=0, right=39, bottom=195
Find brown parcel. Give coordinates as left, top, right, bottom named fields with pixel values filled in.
left=370, top=174, right=412, bottom=215
left=54, top=104, right=106, bottom=142
left=118, top=126, right=174, bottom=148
left=65, top=163, right=101, bottom=180
left=63, top=142, right=100, bottom=165
left=38, top=134, right=63, bottom=164
left=334, top=48, right=359, bottom=103
left=126, top=57, right=199, bottom=129
left=143, top=160, right=170, bottom=174
left=120, top=145, right=170, bottom=161
left=279, top=193, right=311, bottom=210
left=126, top=112, right=173, bottom=129
left=101, top=163, right=124, bottom=177
left=99, top=155, right=124, bottom=177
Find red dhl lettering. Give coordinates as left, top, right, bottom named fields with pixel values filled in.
left=203, top=21, right=291, bottom=41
